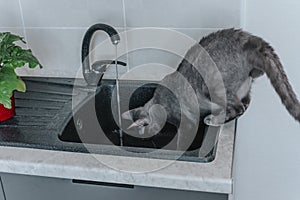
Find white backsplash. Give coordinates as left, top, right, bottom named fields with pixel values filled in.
left=20, top=0, right=125, bottom=28
left=124, top=0, right=240, bottom=28
left=0, top=0, right=23, bottom=27
left=1, top=0, right=241, bottom=80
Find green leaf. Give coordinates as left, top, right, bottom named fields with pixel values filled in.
left=0, top=32, right=42, bottom=70
left=0, top=32, right=25, bottom=45
left=0, top=66, right=26, bottom=108
left=0, top=32, right=42, bottom=108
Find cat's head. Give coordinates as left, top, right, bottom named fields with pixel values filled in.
left=122, top=105, right=166, bottom=136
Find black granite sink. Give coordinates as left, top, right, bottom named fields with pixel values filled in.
left=0, top=77, right=221, bottom=162
left=59, top=80, right=207, bottom=151
left=59, top=79, right=222, bottom=161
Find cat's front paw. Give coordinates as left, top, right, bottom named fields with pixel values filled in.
left=204, top=114, right=224, bottom=127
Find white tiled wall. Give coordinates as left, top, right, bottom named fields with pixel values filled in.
left=0, top=0, right=241, bottom=80
left=0, top=0, right=23, bottom=27
left=234, top=1, right=300, bottom=200
left=21, top=0, right=125, bottom=28
left=124, top=0, right=240, bottom=28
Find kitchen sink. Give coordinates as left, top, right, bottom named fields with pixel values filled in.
left=0, top=77, right=222, bottom=162
left=58, top=80, right=221, bottom=161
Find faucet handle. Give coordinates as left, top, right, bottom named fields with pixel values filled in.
left=112, top=60, right=127, bottom=66
left=92, top=60, right=127, bottom=74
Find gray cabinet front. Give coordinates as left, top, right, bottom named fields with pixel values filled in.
left=0, top=173, right=227, bottom=200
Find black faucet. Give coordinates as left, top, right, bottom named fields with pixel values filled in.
left=81, top=23, right=126, bottom=85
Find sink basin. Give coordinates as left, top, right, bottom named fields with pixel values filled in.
left=0, top=77, right=222, bottom=163
left=59, top=80, right=221, bottom=162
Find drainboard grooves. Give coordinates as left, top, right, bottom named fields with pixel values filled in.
left=23, top=77, right=75, bottom=85
left=15, top=99, right=65, bottom=110
left=23, top=77, right=86, bottom=87
left=15, top=91, right=71, bottom=102
left=25, top=88, right=75, bottom=96
left=0, top=77, right=78, bottom=152
left=25, top=82, right=75, bottom=96
left=16, top=108, right=60, bottom=117
left=0, top=118, right=49, bottom=127
left=1, top=122, right=49, bottom=127
left=14, top=115, right=55, bottom=122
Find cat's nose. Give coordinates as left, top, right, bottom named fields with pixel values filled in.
left=127, top=123, right=137, bottom=130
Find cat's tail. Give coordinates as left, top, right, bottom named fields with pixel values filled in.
left=245, top=36, right=300, bottom=122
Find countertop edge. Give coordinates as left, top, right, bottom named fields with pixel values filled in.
left=0, top=157, right=232, bottom=194
left=0, top=122, right=235, bottom=194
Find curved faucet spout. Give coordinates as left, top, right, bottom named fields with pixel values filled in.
left=81, top=23, right=121, bottom=85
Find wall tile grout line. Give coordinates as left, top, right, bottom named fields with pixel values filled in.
left=122, top=0, right=130, bottom=72
left=0, top=27, right=24, bottom=29
left=17, top=0, right=28, bottom=48
left=13, top=27, right=229, bottom=30
left=240, top=0, right=247, bottom=29
left=124, top=27, right=230, bottom=30
left=20, top=27, right=126, bottom=30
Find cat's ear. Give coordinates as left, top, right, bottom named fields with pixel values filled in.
left=121, top=110, right=133, bottom=120
left=122, top=108, right=142, bottom=121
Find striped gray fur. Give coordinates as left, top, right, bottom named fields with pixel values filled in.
left=122, top=29, right=300, bottom=149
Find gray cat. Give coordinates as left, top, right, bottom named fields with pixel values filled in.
left=122, top=28, right=300, bottom=149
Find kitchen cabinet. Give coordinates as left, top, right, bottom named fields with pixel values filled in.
left=0, top=173, right=227, bottom=200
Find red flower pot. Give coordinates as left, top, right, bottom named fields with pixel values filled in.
left=0, top=95, right=16, bottom=122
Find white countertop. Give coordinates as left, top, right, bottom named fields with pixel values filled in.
left=0, top=121, right=235, bottom=194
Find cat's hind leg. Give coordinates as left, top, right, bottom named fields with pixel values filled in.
left=204, top=78, right=252, bottom=126
left=204, top=99, right=246, bottom=126
left=241, top=93, right=251, bottom=111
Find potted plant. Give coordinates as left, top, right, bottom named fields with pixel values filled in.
left=0, top=32, right=42, bottom=122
